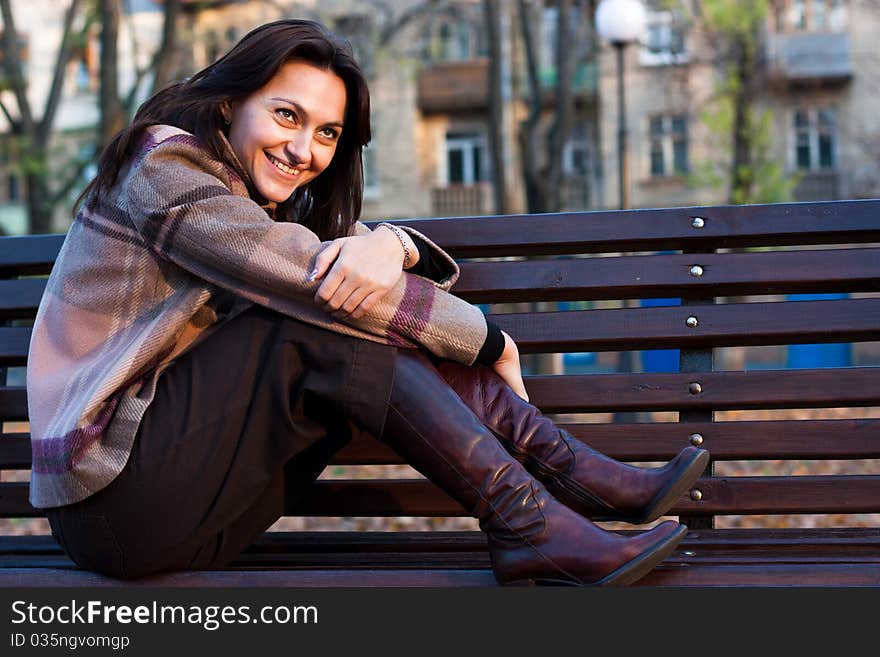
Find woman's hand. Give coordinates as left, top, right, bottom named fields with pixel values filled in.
left=492, top=330, right=529, bottom=402
left=310, top=227, right=408, bottom=319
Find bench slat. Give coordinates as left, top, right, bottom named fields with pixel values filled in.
left=389, top=199, right=880, bottom=257
left=5, top=296, right=880, bottom=364
left=4, top=476, right=880, bottom=517
left=0, top=279, right=46, bottom=319
left=2, top=564, right=878, bottom=587
left=1, top=528, right=878, bottom=586
left=525, top=367, right=880, bottom=412
left=4, top=418, right=878, bottom=470
left=1, top=200, right=877, bottom=276
left=493, top=296, right=880, bottom=353
left=454, top=248, right=880, bottom=303
left=637, top=564, right=880, bottom=586
left=0, top=387, right=27, bottom=421
left=7, top=419, right=880, bottom=470
left=4, top=248, right=879, bottom=317
left=4, top=368, right=880, bottom=421
left=0, top=234, right=64, bottom=278
left=0, top=327, right=32, bottom=366
left=295, top=476, right=880, bottom=517
left=4, top=527, right=878, bottom=556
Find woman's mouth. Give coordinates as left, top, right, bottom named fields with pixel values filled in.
left=266, top=152, right=301, bottom=177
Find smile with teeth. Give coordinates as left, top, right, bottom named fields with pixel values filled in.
left=267, top=153, right=301, bottom=176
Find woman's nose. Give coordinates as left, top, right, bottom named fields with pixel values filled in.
left=285, top=131, right=312, bottom=168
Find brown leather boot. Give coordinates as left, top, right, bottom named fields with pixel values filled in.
left=435, top=361, right=709, bottom=524
left=381, top=350, right=686, bottom=586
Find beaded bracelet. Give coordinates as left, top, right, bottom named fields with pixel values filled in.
left=378, top=222, right=413, bottom=269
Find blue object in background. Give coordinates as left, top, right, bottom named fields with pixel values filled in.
left=640, top=297, right=681, bottom=372
left=557, top=301, right=597, bottom=370
left=786, top=293, right=852, bottom=368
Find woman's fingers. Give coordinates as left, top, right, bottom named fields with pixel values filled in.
left=337, top=286, right=371, bottom=317
left=310, top=239, right=343, bottom=282
left=349, top=290, right=384, bottom=319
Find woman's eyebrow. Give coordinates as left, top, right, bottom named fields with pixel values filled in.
left=269, top=97, right=344, bottom=128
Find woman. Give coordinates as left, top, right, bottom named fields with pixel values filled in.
left=27, top=19, right=706, bottom=586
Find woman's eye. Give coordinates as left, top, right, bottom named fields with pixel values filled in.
left=318, top=127, right=339, bottom=140
left=276, top=108, right=296, bottom=122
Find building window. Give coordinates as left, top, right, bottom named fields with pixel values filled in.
left=782, top=0, right=847, bottom=32
left=793, top=108, right=836, bottom=170
left=362, top=143, right=380, bottom=199
left=445, top=132, right=488, bottom=185
left=640, top=10, right=687, bottom=66
left=8, top=173, right=19, bottom=203
left=648, top=114, right=688, bottom=178
left=563, top=124, right=591, bottom=177
left=428, top=8, right=487, bottom=62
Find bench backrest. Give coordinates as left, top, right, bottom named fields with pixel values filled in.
left=2, top=199, right=880, bottom=531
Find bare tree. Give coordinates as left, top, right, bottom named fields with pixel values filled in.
left=514, top=0, right=596, bottom=213
left=483, top=0, right=510, bottom=213
left=99, top=0, right=183, bottom=151
left=99, top=0, right=126, bottom=150
left=0, top=0, right=184, bottom=233
left=0, top=0, right=83, bottom=233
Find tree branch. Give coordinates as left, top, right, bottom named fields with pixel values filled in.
left=546, top=0, right=574, bottom=211
left=377, top=0, right=449, bottom=46
left=0, top=96, right=17, bottom=130
left=39, top=0, right=83, bottom=146
left=518, top=0, right=542, bottom=121
left=0, top=0, right=34, bottom=133
left=49, top=155, right=93, bottom=207
left=150, top=0, right=182, bottom=94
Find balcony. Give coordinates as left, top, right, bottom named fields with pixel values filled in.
left=417, top=59, right=489, bottom=113
left=793, top=170, right=840, bottom=202
left=430, top=183, right=492, bottom=217
left=766, top=32, right=852, bottom=87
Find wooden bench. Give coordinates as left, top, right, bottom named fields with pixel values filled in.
left=2, top=198, right=879, bottom=587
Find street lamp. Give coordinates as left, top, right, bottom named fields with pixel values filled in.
left=595, top=0, right=647, bottom=210
left=595, top=0, right=647, bottom=419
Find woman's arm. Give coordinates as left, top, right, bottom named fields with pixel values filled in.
left=124, top=131, right=491, bottom=365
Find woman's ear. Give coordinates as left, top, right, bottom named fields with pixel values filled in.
left=220, top=102, right=232, bottom=125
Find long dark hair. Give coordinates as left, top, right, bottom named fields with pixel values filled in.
left=76, top=19, right=371, bottom=240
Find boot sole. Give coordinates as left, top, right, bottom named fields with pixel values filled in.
left=594, top=523, right=687, bottom=586
left=503, top=524, right=687, bottom=587
left=582, top=448, right=710, bottom=525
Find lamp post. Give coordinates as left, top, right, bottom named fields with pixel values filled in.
left=595, top=0, right=647, bottom=211
left=595, top=0, right=646, bottom=420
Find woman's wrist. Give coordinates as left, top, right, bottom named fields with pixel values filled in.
left=377, top=223, right=420, bottom=270
left=474, top=320, right=506, bottom=365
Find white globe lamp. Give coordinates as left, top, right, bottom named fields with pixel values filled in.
left=595, top=0, right=648, bottom=45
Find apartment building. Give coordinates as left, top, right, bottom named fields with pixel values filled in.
left=4, top=1, right=878, bottom=230
left=597, top=0, right=879, bottom=210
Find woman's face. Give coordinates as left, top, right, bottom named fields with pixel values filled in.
left=224, top=60, right=347, bottom=204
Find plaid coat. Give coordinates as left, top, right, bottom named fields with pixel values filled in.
left=27, top=124, right=490, bottom=508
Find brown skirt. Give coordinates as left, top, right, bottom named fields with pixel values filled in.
left=47, top=303, right=397, bottom=578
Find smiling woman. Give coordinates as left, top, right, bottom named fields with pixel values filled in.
left=26, top=19, right=703, bottom=586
